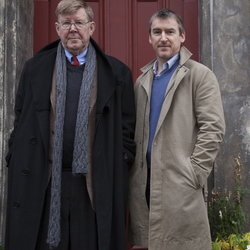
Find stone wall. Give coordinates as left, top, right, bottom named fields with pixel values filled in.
left=200, top=0, right=250, bottom=230
left=0, top=0, right=249, bottom=246
left=0, top=0, right=33, bottom=245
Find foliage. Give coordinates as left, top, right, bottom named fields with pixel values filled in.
left=212, top=233, right=250, bottom=250
left=208, top=155, right=249, bottom=240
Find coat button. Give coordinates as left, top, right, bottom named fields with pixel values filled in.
left=13, top=201, right=21, bottom=208
left=30, top=137, right=38, bottom=145
left=21, top=169, right=30, bottom=176
left=123, top=152, right=129, bottom=160
left=103, top=106, right=109, bottom=114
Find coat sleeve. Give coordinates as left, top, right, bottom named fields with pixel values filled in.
left=120, top=67, right=136, bottom=167
left=191, top=68, right=225, bottom=187
left=5, top=62, right=29, bottom=166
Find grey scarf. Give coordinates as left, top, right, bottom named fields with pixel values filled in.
left=46, top=42, right=96, bottom=248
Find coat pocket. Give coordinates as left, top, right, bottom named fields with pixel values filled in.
left=185, top=157, right=200, bottom=189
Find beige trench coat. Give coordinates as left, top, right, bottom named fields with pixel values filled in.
left=129, top=47, right=225, bottom=250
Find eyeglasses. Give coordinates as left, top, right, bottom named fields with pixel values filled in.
left=60, top=21, right=91, bottom=30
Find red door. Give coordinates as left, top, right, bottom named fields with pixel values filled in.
left=34, top=1, right=198, bottom=249
left=34, top=0, right=199, bottom=80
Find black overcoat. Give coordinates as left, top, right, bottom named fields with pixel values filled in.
left=5, top=39, right=136, bottom=250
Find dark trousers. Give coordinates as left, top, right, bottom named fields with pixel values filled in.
left=36, top=171, right=98, bottom=250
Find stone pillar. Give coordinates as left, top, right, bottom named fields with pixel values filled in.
left=0, top=0, right=33, bottom=245
left=200, top=0, right=250, bottom=228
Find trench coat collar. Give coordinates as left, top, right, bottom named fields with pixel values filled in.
left=156, top=46, right=192, bottom=136
left=140, top=46, right=192, bottom=74
left=139, top=46, right=192, bottom=94
left=138, top=46, right=193, bottom=137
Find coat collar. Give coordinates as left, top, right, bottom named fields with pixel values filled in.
left=95, top=53, right=116, bottom=115
left=155, top=47, right=192, bottom=138
left=32, top=38, right=116, bottom=115
left=29, top=47, right=57, bottom=158
left=137, top=46, right=192, bottom=102
left=140, top=46, right=192, bottom=74
left=87, top=39, right=117, bottom=115
left=136, top=46, right=192, bottom=139
left=31, top=39, right=116, bottom=152
left=31, top=49, right=57, bottom=111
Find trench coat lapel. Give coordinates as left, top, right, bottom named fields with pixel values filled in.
left=141, top=71, right=153, bottom=100
left=31, top=50, right=56, bottom=158
left=155, top=47, right=192, bottom=135
left=95, top=57, right=116, bottom=121
left=155, top=65, right=189, bottom=136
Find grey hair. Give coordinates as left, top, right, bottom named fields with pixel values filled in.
left=55, top=0, right=94, bottom=21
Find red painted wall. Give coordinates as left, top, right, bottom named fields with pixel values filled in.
left=33, top=1, right=199, bottom=249
left=34, top=0, right=199, bottom=80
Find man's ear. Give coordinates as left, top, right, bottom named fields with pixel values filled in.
left=55, top=22, right=60, bottom=36
left=149, top=34, right=152, bottom=45
left=180, top=32, right=186, bottom=43
left=89, top=22, right=96, bottom=36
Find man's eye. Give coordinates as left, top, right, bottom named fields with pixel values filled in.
left=75, top=21, right=83, bottom=25
left=63, top=22, right=71, bottom=25
left=167, top=30, right=175, bottom=34
left=153, top=30, right=161, bottom=35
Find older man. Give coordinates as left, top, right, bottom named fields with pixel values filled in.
left=5, top=1, right=136, bottom=250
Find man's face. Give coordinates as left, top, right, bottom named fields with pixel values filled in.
left=55, top=8, right=95, bottom=55
left=149, top=17, right=185, bottom=63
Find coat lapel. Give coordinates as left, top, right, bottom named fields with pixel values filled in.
left=154, top=46, right=192, bottom=136
left=31, top=49, right=57, bottom=158
left=141, top=71, right=153, bottom=100
left=95, top=56, right=116, bottom=123
left=139, top=61, right=154, bottom=100
left=155, top=66, right=189, bottom=136
left=138, top=61, right=189, bottom=139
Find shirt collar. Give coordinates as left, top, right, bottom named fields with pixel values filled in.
left=153, top=53, right=180, bottom=76
left=64, top=48, right=88, bottom=65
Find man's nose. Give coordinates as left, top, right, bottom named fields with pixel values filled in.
left=69, top=23, right=78, bottom=31
left=160, top=32, right=168, bottom=41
